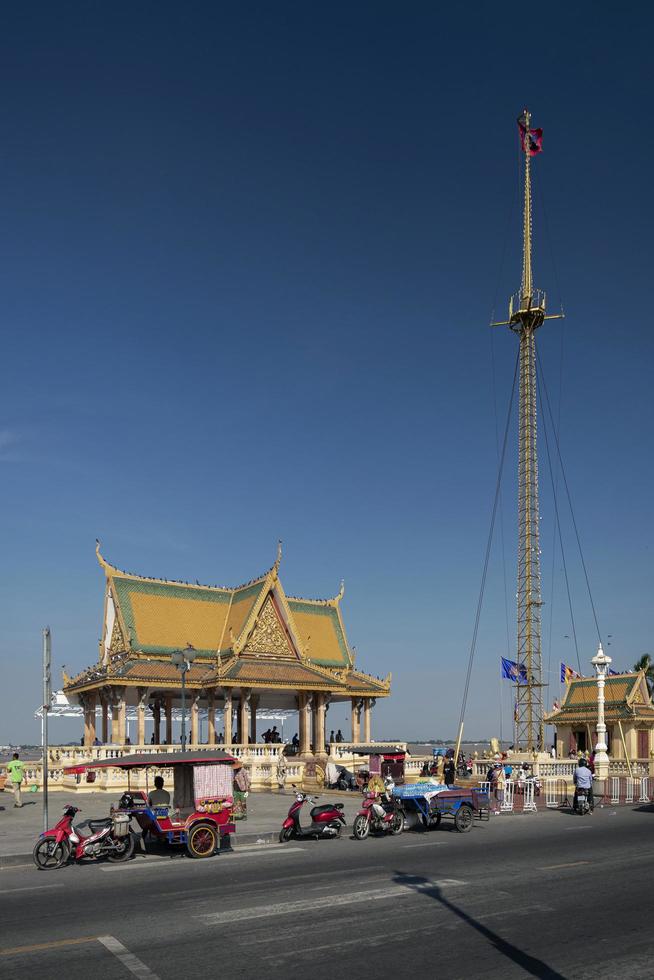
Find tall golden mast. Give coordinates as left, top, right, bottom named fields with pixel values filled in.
left=493, top=109, right=561, bottom=751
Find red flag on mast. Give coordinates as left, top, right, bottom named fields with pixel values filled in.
left=517, top=112, right=543, bottom=156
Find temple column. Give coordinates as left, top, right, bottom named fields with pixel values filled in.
left=313, top=692, right=326, bottom=755
left=250, top=694, right=259, bottom=744
left=165, top=697, right=173, bottom=745
left=299, top=692, right=312, bottom=755
left=190, top=695, right=199, bottom=746
left=111, top=688, right=126, bottom=745
left=238, top=689, right=250, bottom=746
left=81, top=693, right=97, bottom=747
left=136, top=688, right=147, bottom=746
left=363, top=698, right=374, bottom=743
left=207, top=692, right=216, bottom=745
left=351, top=697, right=361, bottom=743
left=223, top=689, right=233, bottom=745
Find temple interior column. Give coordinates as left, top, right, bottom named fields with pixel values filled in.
left=207, top=693, right=216, bottom=745
left=223, top=690, right=233, bottom=744
left=165, top=697, right=173, bottom=745
left=190, top=696, right=199, bottom=745
left=351, top=697, right=361, bottom=743
left=136, top=688, right=147, bottom=746
left=250, top=695, right=259, bottom=744
left=363, top=698, right=372, bottom=743
left=101, top=696, right=109, bottom=744
left=153, top=699, right=161, bottom=744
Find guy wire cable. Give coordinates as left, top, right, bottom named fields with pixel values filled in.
left=536, top=346, right=603, bottom=646
left=537, top=359, right=582, bottom=675
left=456, top=350, right=519, bottom=741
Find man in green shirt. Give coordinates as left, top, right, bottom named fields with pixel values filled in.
left=6, top=753, right=25, bottom=807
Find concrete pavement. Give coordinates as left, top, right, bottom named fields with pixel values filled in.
left=0, top=788, right=365, bottom=865
left=1, top=802, right=654, bottom=978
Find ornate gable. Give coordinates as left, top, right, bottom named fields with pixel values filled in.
left=243, top=596, right=296, bottom=658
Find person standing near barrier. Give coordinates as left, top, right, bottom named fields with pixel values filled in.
left=573, top=758, right=594, bottom=812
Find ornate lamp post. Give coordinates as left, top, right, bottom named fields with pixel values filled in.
left=172, top=644, right=196, bottom=752
left=591, top=643, right=611, bottom=781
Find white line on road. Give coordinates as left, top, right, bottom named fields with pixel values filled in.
left=98, top=935, right=160, bottom=979
left=199, top=879, right=467, bottom=924
left=0, top=884, right=64, bottom=895
left=100, top=846, right=306, bottom=872
left=538, top=861, right=589, bottom=870
left=402, top=840, right=445, bottom=848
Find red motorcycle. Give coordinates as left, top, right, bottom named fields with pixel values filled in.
left=33, top=804, right=135, bottom=870
left=279, top=791, right=346, bottom=842
left=353, top=791, right=404, bottom=839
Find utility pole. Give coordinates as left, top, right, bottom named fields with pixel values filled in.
left=42, top=627, right=51, bottom=831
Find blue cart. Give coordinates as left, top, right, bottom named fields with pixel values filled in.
left=394, top=782, right=490, bottom=833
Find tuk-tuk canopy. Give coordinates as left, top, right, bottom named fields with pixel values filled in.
left=64, top=750, right=238, bottom=775
left=348, top=744, right=406, bottom=761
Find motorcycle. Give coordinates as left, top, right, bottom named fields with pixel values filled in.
left=33, top=804, right=135, bottom=870
left=353, top=786, right=404, bottom=840
left=279, top=790, right=346, bottom=842
left=575, top=787, right=590, bottom=816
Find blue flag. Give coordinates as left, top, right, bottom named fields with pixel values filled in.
left=501, top=657, right=528, bottom=682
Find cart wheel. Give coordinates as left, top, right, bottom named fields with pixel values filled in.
left=279, top=826, right=294, bottom=843
left=454, top=806, right=473, bottom=833
left=187, top=823, right=218, bottom=858
left=33, top=838, right=70, bottom=871
left=107, top=832, right=135, bottom=863
left=353, top=815, right=369, bottom=840
left=390, top=811, right=404, bottom=835
left=430, top=812, right=442, bottom=829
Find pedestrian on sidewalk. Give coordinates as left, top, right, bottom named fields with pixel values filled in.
left=6, top=752, right=25, bottom=807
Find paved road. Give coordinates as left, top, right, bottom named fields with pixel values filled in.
left=1, top=804, right=653, bottom=979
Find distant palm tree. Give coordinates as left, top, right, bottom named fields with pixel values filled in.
left=633, top=654, right=654, bottom=693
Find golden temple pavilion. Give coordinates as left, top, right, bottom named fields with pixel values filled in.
left=545, top=671, right=654, bottom=763
left=63, top=543, right=390, bottom=755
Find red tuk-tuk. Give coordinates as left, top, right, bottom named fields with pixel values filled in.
left=64, top=751, right=239, bottom=859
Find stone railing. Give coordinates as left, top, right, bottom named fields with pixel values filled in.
left=0, top=744, right=299, bottom=793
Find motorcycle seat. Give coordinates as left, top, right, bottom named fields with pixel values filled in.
left=75, top=817, right=113, bottom=833
left=310, top=804, right=337, bottom=817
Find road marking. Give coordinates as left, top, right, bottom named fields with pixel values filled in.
left=538, top=860, right=589, bottom=870
left=1, top=936, right=98, bottom=956
left=98, top=935, right=160, bottom=979
left=100, top=846, right=306, bottom=872
left=402, top=840, right=445, bottom=848
left=199, top=879, right=467, bottom=924
left=0, top=884, right=64, bottom=895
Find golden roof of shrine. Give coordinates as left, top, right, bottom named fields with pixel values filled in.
left=545, top=671, right=654, bottom=724
left=63, top=544, right=391, bottom=699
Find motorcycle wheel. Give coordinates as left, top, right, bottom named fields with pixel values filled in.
left=279, top=826, right=294, bottom=843
left=186, top=823, right=218, bottom=859
left=353, top=815, right=369, bottom=840
left=106, top=832, right=135, bottom=863
left=33, top=838, right=70, bottom=871
left=390, top=811, right=404, bottom=835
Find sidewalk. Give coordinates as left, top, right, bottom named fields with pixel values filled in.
left=0, top=789, right=364, bottom=867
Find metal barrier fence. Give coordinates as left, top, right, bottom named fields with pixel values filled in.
left=544, top=778, right=569, bottom=808
left=522, top=780, right=537, bottom=812
left=500, top=781, right=515, bottom=812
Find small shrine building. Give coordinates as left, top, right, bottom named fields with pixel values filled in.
left=63, top=544, right=391, bottom=757
left=545, top=671, right=654, bottom=763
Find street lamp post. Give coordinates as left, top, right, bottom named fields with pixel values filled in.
left=172, top=645, right=196, bottom=752
left=591, top=642, right=611, bottom=781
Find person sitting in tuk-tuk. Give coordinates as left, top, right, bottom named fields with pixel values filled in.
left=148, top=776, right=170, bottom=808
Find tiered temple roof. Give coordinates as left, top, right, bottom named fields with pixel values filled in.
left=545, top=672, right=654, bottom=724
left=63, top=543, right=391, bottom=701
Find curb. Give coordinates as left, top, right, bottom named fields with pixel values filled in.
left=0, top=829, right=282, bottom=869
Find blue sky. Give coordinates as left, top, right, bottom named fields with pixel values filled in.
left=2, top=2, right=653, bottom=743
